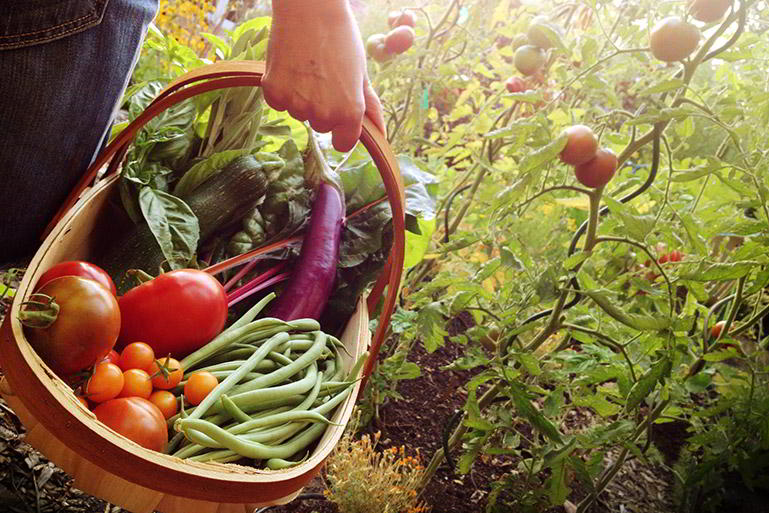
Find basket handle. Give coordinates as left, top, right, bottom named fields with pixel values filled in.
left=44, top=61, right=405, bottom=385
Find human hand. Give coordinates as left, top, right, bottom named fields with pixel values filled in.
left=263, top=0, right=385, bottom=152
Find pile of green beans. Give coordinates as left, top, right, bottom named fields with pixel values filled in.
left=168, top=293, right=364, bottom=469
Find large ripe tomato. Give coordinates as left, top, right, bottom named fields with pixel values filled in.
left=385, top=26, right=415, bottom=55
left=650, top=17, right=700, bottom=62
left=21, top=276, right=121, bottom=377
left=366, top=34, right=392, bottom=63
left=388, top=10, right=416, bottom=28
left=514, top=45, right=546, bottom=76
left=574, top=148, right=618, bottom=188
left=689, top=0, right=732, bottom=22
left=36, top=261, right=116, bottom=296
left=93, top=397, right=168, bottom=452
left=560, top=125, right=598, bottom=166
left=117, top=269, right=227, bottom=359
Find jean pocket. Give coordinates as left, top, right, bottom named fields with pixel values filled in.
left=0, top=0, right=109, bottom=50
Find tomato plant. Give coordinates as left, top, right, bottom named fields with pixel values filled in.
left=36, top=261, right=116, bottom=296
left=117, top=269, right=227, bottom=358
left=93, top=397, right=168, bottom=452
left=184, top=371, right=218, bottom=406
left=20, top=276, right=121, bottom=377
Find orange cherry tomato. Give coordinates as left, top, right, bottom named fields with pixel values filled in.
left=149, top=390, right=178, bottom=419
left=184, top=371, right=218, bottom=406
left=119, top=342, right=155, bottom=371
left=76, top=394, right=91, bottom=409
left=118, top=368, right=153, bottom=399
left=146, top=356, right=183, bottom=390
left=85, top=362, right=124, bottom=403
left=102, top=349, right=120, bottom=365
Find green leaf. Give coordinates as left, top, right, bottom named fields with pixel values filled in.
left=139, top=187, right=199, bottom=270
left=418, top=302, right=448, bottom=352
left=638, top=79, right=685, bottom=96
left=174, top=149, right=271, bottom=197
left=604, top=196, right=655, bottom=240
left=405, top=217, right=436, bottom=269
left=581, top=37, right=599, bottom=66
left=545, top=457, right=570, bottom=506
left=581, top=288, right=671, bottom=330
left=509, top=381, right=563, bottom=444
left=680, top=262, right=754, bottom=282
left=514, top=353, right=541, bottom=377
left=625, top=356, right=672, bottom=411
left=703, top=348, right=739, bottom=362
left=519, top=133, right=568, bottom=174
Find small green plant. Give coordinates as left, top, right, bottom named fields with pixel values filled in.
left=324, top=415, right=429, bottom=513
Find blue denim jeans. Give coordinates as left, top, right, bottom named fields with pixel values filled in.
left=0, top=0, right=158, bottom=263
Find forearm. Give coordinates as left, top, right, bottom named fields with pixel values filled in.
left=271, top=0, right=351, bottom=21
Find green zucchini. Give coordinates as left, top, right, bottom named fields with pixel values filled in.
left=96, top=154, right=282, bottom=292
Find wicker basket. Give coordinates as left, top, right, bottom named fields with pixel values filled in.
left=0, top=61, right=405, bottom=513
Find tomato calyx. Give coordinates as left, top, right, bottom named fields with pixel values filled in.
left=18, top=293, right=60, bottom=328
left=126, top=269, right=155, bottom=287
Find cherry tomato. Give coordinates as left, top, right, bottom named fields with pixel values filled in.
left=574, top=148, right=618, bottom=188
left=149, top=390, right=178, bottom=420
left=184, top=371, right=218, bottom=406
left=76, top=395, right=91, bottom=409
left=119, top=342, right=155, bottom=371
left=710, top=320, right=726, bottom=340
left=118, top=368, right=153, bottom=399
left=117, top=269, right=227, bottom=359
left=650, top=17, right=700, bottom=62
left=93, top=397, right=168, bottom=452
left=689, top=0, right=732, bottom=22
left=385, top=26, right=415, bottom=54
left=366, top=34, right=392, bottom=63
left=668, top=250, right=683, bottom=262
left=560, top=125, right=599, bottom=166
left=659, top=253, right=669, bottom=264
left=20, top=276, right=121, bottom=377
left=102, top=349, right=120, bottom=365
left=85, top=362, right=124, bottom=403
left=36, top=261, right=116, bottom=296
left=505, top=77, right=527, bottom=93
left=146, top=356, right=183, bottom=390
left=514, top=45, right=546, bottom=76
left=388, top=9, right=416, bottom=28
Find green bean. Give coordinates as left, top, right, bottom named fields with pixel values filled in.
left=182, top=420, right=328, bottom=461
left=227, top=332, right=327, bottom=395
left=221, top=394, right=252, bottom=423
left=222, top=362, right=319, bottom=410
left=266, top=453, right=309, bottom=470
left=196, top=359, right=278, bottom=374
left=177, top=332, right=290, bottom=425
left=220, top=292, right=276, bottom=335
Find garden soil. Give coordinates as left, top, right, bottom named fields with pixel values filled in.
left=0, top=292, right=675, bottom=513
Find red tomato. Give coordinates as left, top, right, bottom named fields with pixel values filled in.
left=117, top=269, right=227, bottom=359
left=146, top=356, right=183, bottom=390
left=102, top=349, right=120, bottom=365
left=149, top=390, right=178, bottom=420
left=85, top=362, right=124, bottom=403
left=93, top=397, right=168, bottom=452
left=689, top=0, right=732, bottom=22
left=119, top=342, right=155, bottom=371
left=385, top=26, right=415, bottom=54
left=505, top=77, right=527, bottom=93
left=20, top=276, right=121, bottom=377
left=658, top=253, right=669, bottom=264
left=36, top=261, right=116, bottom=296
left=366, top=33, right=392, bottom=63
left=710, top=320, right=726, bottom=340
left=184, top=371, right=218, bottom=406
left=668, top=250, right=683, bottom=262
left=560, top=125, right=599, bottom=166
left=574, top=148, right=618, bottom=188
left=388, top=10, right=417, bottom=28
left=650, top=17, right=700, bottom=62
left=118, top=368, right=153, bottom=399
